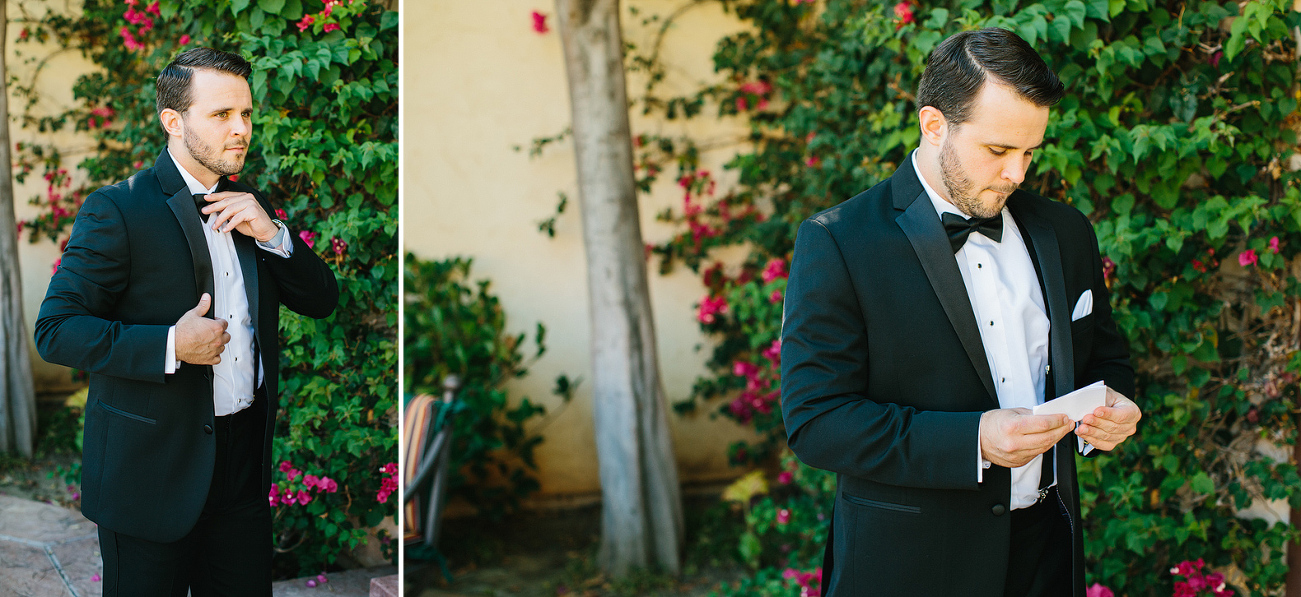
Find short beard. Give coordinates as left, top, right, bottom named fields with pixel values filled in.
left=939, top=137, right=1017, bottom=219
left=183, top=122, right=246, bottom=178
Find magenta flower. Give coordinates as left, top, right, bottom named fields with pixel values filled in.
left=761, top=339, right=781, bottom=365
left=761, top=258, right=787, bottom=283
left=146, top=1, right=159, bottom=15
left=1269, top=236, right=1280, bottom=253
left=331, top=237, right=347, bottom=255
left=279, top=460, right=293, bottom=473
left=179, top=34, right=191, bottom=45
left=316, top=573, right=329, bottom=584
left=296, top=490, right=311, bottom=505
left=531, top=10, right=549, bottom=34
left=697, top=295, right=728, bottom=324
left=778, top=471, right=793, bottom=485
left=323, top=23, right=339, bottom=33
left=777, top=508, right=791, bottom=524
left=1085, top=583, right=1114, bottom=597
left=1238, top=249, right=1258, bottom=267
left=91, top=574, right=101, bottom=582
left=805, top=156, right=821, bottom=168
left=305, top=579, right=317, bottom=588
left=769, top=289, right=783, bottom=304
left=297, top=15, right=315, bottom=32
left=303, top=474, right=318, bottom=490
left=894, top=1, right=915, bottom=28
left=299, top=230, right=317, bottom=248
left=51, top=258, right=61, bottom=276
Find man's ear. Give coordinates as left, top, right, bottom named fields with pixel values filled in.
left=918, top=106, right=947, bottom=148
left=159, top=108, right=184, bottom=139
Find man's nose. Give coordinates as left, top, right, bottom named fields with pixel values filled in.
left=1002, top=158, right=1029, bottom=185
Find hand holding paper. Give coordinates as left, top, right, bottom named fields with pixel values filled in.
left=1034, top=382, right=1141, bottom=452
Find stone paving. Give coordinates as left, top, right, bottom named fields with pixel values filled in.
left=0, top=495, right=394, bottom=597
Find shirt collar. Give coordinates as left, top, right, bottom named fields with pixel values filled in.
left=167, top=148, right=219, bottom=195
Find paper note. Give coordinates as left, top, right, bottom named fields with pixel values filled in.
left=1033, top=380, right=1106, bottom=422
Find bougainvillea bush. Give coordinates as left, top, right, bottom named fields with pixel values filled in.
left=11, top=0, right=397, bottom=577
left=626, top=0, right=1300, bottom=595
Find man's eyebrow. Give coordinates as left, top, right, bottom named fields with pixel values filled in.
left=986, top=141, right=1047, bottom=151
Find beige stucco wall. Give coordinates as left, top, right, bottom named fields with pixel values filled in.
left=8, top=0, right=99, bottom=392
left=405, top=2, right=762, bottom=499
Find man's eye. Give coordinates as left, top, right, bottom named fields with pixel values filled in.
left=989, top=148, right=1006, bottom=156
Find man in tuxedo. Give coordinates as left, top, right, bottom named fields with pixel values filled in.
left=35, top=48, right=338, bottom=596
left=780, top=28, right=1141, bottom=597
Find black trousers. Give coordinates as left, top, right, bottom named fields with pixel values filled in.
left=1003, top=487, right=1073, bottom=597
left=98, top=396, right=272, bottom=597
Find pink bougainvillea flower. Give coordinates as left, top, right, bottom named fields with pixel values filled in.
left=323, top=23, right=340, bottom=33
left=331, top=237, right=347, bottom=255
left=302, top=474, right=318, bottom=490
left=299, top=230, right=317, bottom=248
left=531, top=10, right=549, bottom=34
left=279, top=460, right=293, bottom=473
left=179, top=34, right=191, bottom=45
left=778, top=470, right=793, bottom=485
left=697, top=294, right=728, bottom=324
left=1085, top=583, right=1114, bottom=597
left=776, top=508, right=791, bottom=524
left=894, top=1, right=915, bottom=28
left=1210, top=51, right=1222, bottom=68
left=805, top=155, right=821, bottom=168
left=305, top=579, right=317, bottom=588
left=761, top=258, right=787, bottom=283
left=317, top=573, right=329, bottom=584
left=297, top=15, right=315, bottom=32
left=1101, top=256, right=1116, bottom=279
left=761, top=339, right=781, bottom=365
left=1238, top=249, right=1258, bottom=267
left=275, top=208, right=288, bottom=220
left=296, top=490, right=311, bottom=505
left=1269, top=236, right=1280, bottom=253
left=51, top=258, right=61, bottom=275
left=769, top=289, right=783, bottom=304
left=146, top=1, right=160, bottom=15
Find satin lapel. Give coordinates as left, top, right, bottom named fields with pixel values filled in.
left=895, top=192, right=998, bottom=405
left=1009, top=198, right=1075, bottom=397
left=219, top=178, right=260, bottom=336
left=166, top=189, right=215, bottom=318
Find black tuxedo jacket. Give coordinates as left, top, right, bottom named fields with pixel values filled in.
left=35, top=151, right=338, bottom=544
left=780, top=159, right=1134, bottom=597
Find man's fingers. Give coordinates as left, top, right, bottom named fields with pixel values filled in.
left=1013, top=413, right=1072, bottom=434
left=189, top=293, right=211, bottom=316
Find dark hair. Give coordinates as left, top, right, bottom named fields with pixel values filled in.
left=915, top=28, right=1064, bottom=126
left=155, top=47, right=252, bottom=116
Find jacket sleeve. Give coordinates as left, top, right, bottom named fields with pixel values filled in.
left=34, top=192, right=169, bottom=383
left=254, top=192, right=339, bottom=319
left=780, top=218, right=981, bottom=491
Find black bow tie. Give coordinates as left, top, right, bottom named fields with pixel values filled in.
left=193, top=193, right=211, bottom=222
left=941, top=211, right=1003, bottom=254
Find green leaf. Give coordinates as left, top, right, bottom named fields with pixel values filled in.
left=1190, top=472, right=1215, bottom=494
left=257, top=0, right=286, bottom=15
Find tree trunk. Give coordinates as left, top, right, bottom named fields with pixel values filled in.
left=0, top=0, right=38, bottom=457
left=554, top=0, right=683, bottom=577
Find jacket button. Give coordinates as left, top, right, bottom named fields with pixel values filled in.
left=991, top=504, right=1006, bottom=516
left=203, top=424, right=213, bottom=434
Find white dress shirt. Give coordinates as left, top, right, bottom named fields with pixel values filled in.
left=163, top=150, right=294, bottom=416
left=912, top=151, right=1053, bottom=510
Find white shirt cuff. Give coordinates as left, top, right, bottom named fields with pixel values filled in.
left=256, top=224, right=293, bottom=257
left=977, top=435, right=990, bottom=483
left=165, top=326, right=180, bottom=374
left=1080, top=437, right=1093, bottom=455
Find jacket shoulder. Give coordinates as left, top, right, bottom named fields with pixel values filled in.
left=806, top=178, right=894, bottom=234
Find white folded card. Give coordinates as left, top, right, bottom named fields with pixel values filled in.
left=1034, top=380, right=1107, bottom=453
left=1033, top=380, right=1106, bottom=422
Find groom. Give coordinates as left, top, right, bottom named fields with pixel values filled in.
left=35, top=48, right=338, bottom=595
left=780, top=28, right=1141, bottom=597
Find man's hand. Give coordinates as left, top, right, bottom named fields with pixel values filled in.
left=175, top=294, right=230, bottom=365
left=979, top=408, right=1074, bottom=468
left=1075, top=387, right=1141, bottom=451
left=200, top=191, right=278, bottom=242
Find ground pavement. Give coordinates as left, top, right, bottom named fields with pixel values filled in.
left=0, top=494, right=395, bottom=597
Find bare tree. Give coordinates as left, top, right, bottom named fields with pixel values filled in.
left=0, top=0, right=38, bottom=457
left=554, top=0, right=683, bottom=576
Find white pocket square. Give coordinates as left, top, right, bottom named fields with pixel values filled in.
left=1071, top=289, right=1093, bottom=321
